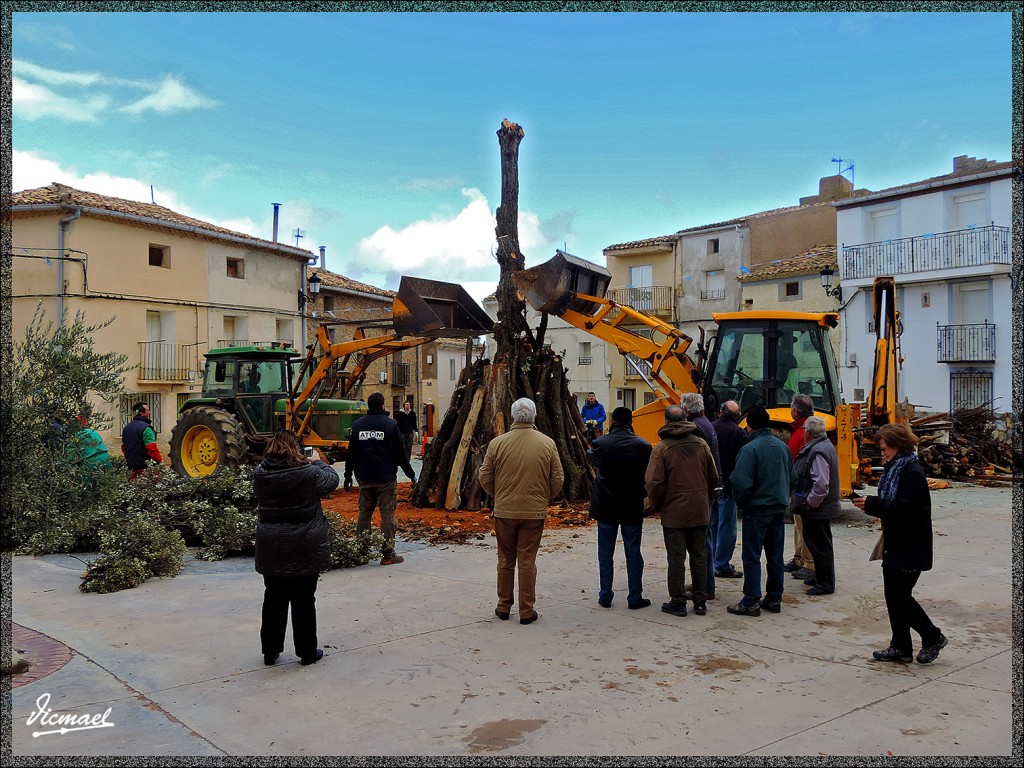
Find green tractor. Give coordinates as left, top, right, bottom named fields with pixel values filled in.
left=169, top=342, right=365, bottom=477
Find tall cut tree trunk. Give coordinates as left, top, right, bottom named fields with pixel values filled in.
left=411, top=119, right=593, bottom=510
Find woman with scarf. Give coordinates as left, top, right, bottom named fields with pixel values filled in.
left=852, top=423, right=948, bottom=664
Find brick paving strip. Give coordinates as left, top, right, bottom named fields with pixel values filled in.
left=11, top=623, right=73, bottom=689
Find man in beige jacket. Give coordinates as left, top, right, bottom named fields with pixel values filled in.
left=479, top=398, right=564, bottom=625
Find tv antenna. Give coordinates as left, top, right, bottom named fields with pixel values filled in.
left=831, top=157, right=854, bottom=189
left=293, top=228, right=306, bottom=247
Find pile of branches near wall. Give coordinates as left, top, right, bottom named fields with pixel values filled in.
left=411, top=353, right=593, bottom=511
left=913, top=405, right=1017, bottom=479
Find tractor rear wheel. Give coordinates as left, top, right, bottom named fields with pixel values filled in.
left=170, top=406, right=248, bottom=477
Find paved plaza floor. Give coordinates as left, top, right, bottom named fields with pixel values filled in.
left=6, top=481, right=1016, bottom=759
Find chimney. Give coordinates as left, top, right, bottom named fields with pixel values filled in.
left=953, top=155, right=993, bottom=175
left=319, top=245, right=326, bottom=270
left=272, top=203, right=281, bottom=242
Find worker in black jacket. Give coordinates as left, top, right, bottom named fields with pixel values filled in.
left=344, top=392, right=416, bottom=565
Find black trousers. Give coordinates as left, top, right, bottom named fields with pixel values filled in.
left=800, top=516, right=835, bottom=592
left=261, top=574, right=319, bottom=658
left=883, top=567, right=942, bottom=653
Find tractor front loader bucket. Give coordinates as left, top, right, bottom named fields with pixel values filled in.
left=512, top=250, right=611, bottom=317
left=393, top=276, right=495, bottom=338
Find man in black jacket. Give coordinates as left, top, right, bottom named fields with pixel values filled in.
left=344, top=392, right=416, bottom=565
left=394, top=401, right=418, bottom=461
left=711, top=400, right=748, bottom=579
left=586, top=407, right=654, bottom=609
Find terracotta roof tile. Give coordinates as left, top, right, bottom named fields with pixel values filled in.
left=12, top=183, right=315, bottom=260
left=605, top=200, right=834, bottom=252
left=738, top=246, right=838, bottom=282
left=838, top=159, right=1016, bottom=204
left=604, top=234, right=680, bottom=253
left=309, top=266, right=394, bottom=299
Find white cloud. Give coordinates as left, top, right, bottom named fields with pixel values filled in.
left=14, top=60, right=102, bottom=86
left=12, top=77, right=110, bottom=122
left=356, top=188, right=546, bottom=280
left=13, top=59, right=219, bottom=120
left=11, top=149, right=261, bottom=237
left=120, top=75, right=220, bottom=115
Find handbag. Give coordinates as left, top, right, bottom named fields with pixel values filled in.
left=869, top=531, right=884, bottom=561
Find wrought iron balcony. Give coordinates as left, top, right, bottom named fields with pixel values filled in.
left=607, top=286, right=673, bottom=315
left=138, top=341, right=192, bottom=382
left=936, top=322, right=996, bottom=363
left=391, top=362, right=411, bottom=387
left=843, top=224, right=1010, bottom=280
left=216, top=339, right=251, bottom=347
left=701, top=289, right=726, bottom=301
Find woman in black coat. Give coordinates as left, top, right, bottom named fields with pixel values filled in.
left=254, top=430, right=339, bottom=666
left=853, top=423, right=947, bottom=665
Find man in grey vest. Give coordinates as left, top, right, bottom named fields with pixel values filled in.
left=792, top=416, right=841, bottom=595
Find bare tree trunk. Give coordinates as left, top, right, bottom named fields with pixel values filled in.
left=410, top=119, right=592, bottom=509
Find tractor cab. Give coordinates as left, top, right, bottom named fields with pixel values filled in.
left=200, top=344, right=294, bottom=435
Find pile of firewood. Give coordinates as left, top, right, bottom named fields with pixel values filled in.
left=912, top=406, right=1016, bottom=480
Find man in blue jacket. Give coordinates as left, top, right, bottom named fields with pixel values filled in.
left=581, top=392, right=607, bottom=435
left=727, top=405, right=795, bottom=616
left=344, top=392, right=416, bottom=565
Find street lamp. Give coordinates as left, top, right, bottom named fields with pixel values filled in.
left=298, top=271, right=322, bottom=312
left=820, top=266, right=842, bottom=301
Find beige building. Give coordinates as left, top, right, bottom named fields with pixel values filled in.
left=601, top=174, right=862, bottom=410
left=11, top=183, right=317, bottom=456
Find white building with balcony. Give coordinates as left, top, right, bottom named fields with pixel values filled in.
left=833, top=155, right=1016, bottom=415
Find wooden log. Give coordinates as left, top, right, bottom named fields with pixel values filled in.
left=445, top=386, right=486, bottom=509
left=463, top=451, right=485, bottom=511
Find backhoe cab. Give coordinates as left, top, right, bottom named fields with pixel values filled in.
left=169, top=277, right=493, bottom=478
left=513, top=251, right=856, bottom=496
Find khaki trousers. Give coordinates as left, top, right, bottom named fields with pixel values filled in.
left=793, top=514, right=815, bottom=569
left=493, top=517, right=545, bottom=619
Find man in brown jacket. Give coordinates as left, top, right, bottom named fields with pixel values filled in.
left=479, top=398, right=564, bottom=625
left=646, top=404, right=719, bottom=617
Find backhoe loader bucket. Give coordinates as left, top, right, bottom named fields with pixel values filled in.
left=393, top=276, right=494, bottom=338
left=512, top=250, right=611, bottom=317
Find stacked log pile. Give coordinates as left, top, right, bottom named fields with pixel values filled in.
left=912, top=406, right=1017, bottom=480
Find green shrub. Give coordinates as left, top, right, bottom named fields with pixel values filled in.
left=325, top=512, right=387, bottom=568
left=80, top=514, right=186, bottom=593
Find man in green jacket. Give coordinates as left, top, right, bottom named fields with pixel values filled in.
left=727, top=405, right=795, bottom=617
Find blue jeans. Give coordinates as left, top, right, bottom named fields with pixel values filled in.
left=705, top=493, right=719, bottom=595
left=597, top=522, right=645, bottom=606
left=713, top=494, right=739, bottom=572
left=740, top=509, right=787, bottom=606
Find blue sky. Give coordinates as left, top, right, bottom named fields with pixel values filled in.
left=11, top=10, right=1013, bottom=303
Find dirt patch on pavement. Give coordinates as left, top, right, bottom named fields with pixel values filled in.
left=692, top=654, right=753, bottom=674
left=322, top=487, right=592, bottom=546
left=464, top=718, right=547, bottom=753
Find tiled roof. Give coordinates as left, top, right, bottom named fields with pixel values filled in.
left=738, top=246, right=838, bottom=283
left=604, top=234, right=680, bottom=253
left=604, top=201, right=834, bottom=252
left=675, top=200, right=834, bottom=235
left=310, top=266, right=394, bottom=299
left=12, top=183, right=315, bottom=260
left=837, top=158, right=1016, bottom=205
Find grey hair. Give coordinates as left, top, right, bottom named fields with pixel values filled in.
left=511, top=398, right=537, bottom=424
left=664, top=405, right=687, bottom=423
left=680, top=392, right=704, bottom=416
left=791, top=393, right=814, bottom=418
left=804, top=415, right=827, bottom=438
